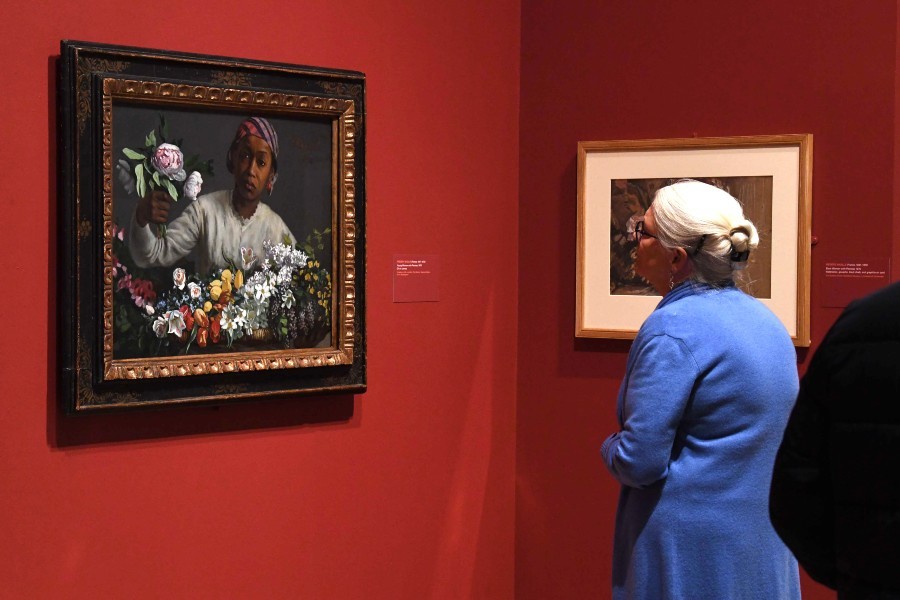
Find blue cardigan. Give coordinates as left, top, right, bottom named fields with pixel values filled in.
left=601, top=282, right=801, bottom=600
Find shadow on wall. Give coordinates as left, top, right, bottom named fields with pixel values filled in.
left=49, top=394, right=358, bottom=448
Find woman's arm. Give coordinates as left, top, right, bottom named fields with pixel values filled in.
left=129, top=190, right=202, bottom=268
left=601, top=333, right=698, bottom=488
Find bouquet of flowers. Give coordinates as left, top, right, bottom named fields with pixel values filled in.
left=112, top=228, right=332, bottom=357
left=117, top=115, right=214, bottom=236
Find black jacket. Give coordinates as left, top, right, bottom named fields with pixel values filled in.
left=770, top=282, right=900, bottom=598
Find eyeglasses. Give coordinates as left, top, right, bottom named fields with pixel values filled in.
left=630, top=219, right=658, bottom=242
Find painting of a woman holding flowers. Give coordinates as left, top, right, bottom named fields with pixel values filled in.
left=111, top=112, right=334, bottom=358
left=128, top=116, right=295, bottom=274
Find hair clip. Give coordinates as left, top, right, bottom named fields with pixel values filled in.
left=730, top=248, right=750, bottom=262
left=694, top=234, right=707, bottom=255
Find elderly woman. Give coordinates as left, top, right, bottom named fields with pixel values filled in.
left=129, top=116, right=295, bottom=274
left=600, top=179, right=801, bottom=599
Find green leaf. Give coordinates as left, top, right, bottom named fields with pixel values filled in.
left=152, top=171, right=161, bottom=187
left=182, top=325, right=198, bottom=354
left=122, top=147, right=145, bottom=160
left=146, top=130, right=157, bottom=147
left=135, top=163, right=146, bottom=197
left=162, top=177, right=178, bottom=201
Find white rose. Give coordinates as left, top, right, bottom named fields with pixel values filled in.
left=187, top=281, right=202, bottom=300
left=183, top=171, right=203, bottom=201
left=152, top=316, right=168, bottom=338
left=173, top=268, right=186, bottom=290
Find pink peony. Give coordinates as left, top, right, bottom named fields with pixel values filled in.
left=151, top=143, right=186, bottom=181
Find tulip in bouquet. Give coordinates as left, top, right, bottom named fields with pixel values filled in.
left=117, top=114, right=214, bottom=237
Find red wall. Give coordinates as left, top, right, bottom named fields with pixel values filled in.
left=517, top=2, right=895, bottom=599
left=0, top=1, right=519, bottom=598
left=3, top=1, right=898, bottom=597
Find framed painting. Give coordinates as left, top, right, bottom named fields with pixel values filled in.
left=58, top=40, right=366, bottom=412
left=576, top=134, right=812, bottom=346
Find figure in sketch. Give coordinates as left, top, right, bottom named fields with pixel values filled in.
left=609, top=179, right=653, bottom=294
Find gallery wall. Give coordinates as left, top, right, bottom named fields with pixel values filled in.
left=3, top=1, right=898, bottom=598
left=0, top=1, right=519, bottom=598
left=516, top=1, right=897, bottom=599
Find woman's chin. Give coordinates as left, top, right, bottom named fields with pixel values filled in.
left=234, top=189, right=261, bottom=204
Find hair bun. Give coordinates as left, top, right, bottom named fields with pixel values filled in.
left=728, top=221, right=758, bottom=267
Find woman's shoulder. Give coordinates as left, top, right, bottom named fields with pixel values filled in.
left=644, top=285, right=773, bottom=337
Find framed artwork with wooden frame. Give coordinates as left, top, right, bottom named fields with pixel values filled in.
left=576, top=134, right=812, bottom=346
left=58, top=40, right=367, bottom=412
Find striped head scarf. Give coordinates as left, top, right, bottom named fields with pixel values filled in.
left=227, top=116, right=279, bottom=192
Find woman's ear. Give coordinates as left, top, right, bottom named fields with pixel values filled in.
left=671, top=246, right=693, bottom=280
left=670, top=246, right=688, bottom=269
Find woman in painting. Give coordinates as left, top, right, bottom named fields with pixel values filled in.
left=600, top=179, right=800, bottom=599
left=129, top=116, right=295, bottom=274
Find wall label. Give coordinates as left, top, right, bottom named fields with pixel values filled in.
left=393, top=254, right=440, bottom=302
left=822, top=257, right=891, bottom=307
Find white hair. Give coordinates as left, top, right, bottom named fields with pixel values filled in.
left=651, top=179, right=759, bottom=285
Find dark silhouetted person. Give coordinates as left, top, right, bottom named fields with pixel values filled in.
left=771, top=281, right=900, bottom=599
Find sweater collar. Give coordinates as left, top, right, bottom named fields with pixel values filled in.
left=655, top=279, right=736, bottom=311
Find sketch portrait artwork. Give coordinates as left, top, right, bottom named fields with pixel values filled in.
left=609, top=176, right=773, bottom=299
left=576, top=135, right=811, bottom=345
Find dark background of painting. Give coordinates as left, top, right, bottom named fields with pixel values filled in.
left=112, top=104, right=334, bottom=271
left=611, top=176, right=773, bottom=298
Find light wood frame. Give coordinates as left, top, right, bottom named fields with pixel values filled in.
left=576, top=134, right=812, bottom=346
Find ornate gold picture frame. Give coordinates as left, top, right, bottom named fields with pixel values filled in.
left=58, top=41, right=367, bottom=411
left=576, top=134, right=812, bottom=346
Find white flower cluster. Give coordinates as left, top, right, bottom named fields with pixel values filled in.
left=220, top=304, right=248, bottom=334
left=264, top=240, right=309, bottom=270
left=245, top=270, right=275, bottom=303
